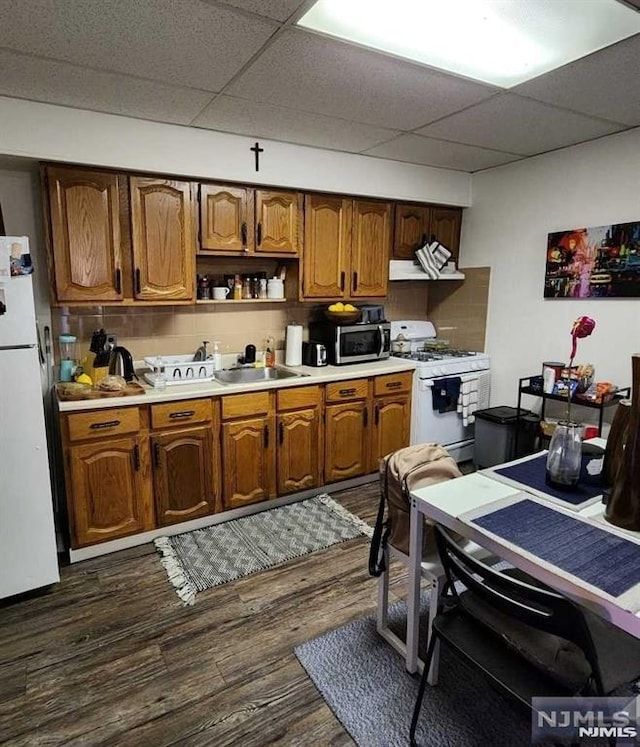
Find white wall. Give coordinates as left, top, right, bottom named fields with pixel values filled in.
left=0, top=96, right=471, bottom=206
left=464, top=128, right=640, bottom=410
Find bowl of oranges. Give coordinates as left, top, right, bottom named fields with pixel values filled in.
left=323, top=302, right=361, bottom=325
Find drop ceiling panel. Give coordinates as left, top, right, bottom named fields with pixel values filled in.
left=0, top=50, right=215, bottom=125
left=193, top=94, right=399, bottom=151
left=364, top=134, right=524, bottom=172
left=0, top=0, right=278, bottom=91
left=225, top=29, right=498, bottom=131
left=416, top=94, right=625, bottom=156
left=513, top=34, right=640, bottom=126
left=215, top=0, right=308, bottom=21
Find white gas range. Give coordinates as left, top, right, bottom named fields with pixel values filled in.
left=390, top=321, right=491, bottom=463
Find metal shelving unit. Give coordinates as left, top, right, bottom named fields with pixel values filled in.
left=515, top=375, right=630, bottom=453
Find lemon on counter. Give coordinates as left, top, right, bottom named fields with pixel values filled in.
left=75, top=373, right=93, bottom=386
left=328, top=302, right=345, bottom=312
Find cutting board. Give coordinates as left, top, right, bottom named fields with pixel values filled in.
left=56, top=382, right=146, bottom=401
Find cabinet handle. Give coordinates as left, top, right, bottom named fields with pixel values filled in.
left=153, top=442, right=161, bottom=468
left=375, top=405, right=379, bottom=425
left=353, top=271, right=358, bottom=292
left=169, top=410, right=195, bottom=419
left=363, top=408, right=368, bottom=427
left=89, top=420, right=121, bottom=430
left=264, top=424, right=269, bottom=448
left=279, top=421, right=284, bottom=445
left=115, top=268, right=122, bottom=294
left=339, top=387, right=356, bottom=396
left=257, top=222, right=262, bottom=246
left=135, top=267, right=141, bottom=294
left=385, top=381, right=402, bottom=389
left=340, top=271, right=345, bottom=292
left=421, top=233, right=427, bottom=246
left=133, top=444, right=140, bottom=471
left=241, top=221, right=247, bottom=248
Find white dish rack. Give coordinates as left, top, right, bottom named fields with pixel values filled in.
left=144, top=355, right=217, bottom=386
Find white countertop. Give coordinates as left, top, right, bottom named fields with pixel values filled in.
left=57, top=358, right=417, bottom=411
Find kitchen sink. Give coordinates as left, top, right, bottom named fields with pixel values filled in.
left=213, top=367, right=306, bottom=385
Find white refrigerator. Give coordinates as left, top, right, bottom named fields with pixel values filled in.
left=0, top=274, right=59, bottom=598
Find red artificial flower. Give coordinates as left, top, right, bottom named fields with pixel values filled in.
left=570, top=316, right=596, bottom=359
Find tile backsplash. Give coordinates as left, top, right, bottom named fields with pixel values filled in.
left=51, top=270, right=489, bottom=364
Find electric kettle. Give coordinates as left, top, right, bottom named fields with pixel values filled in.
left=108, top=346, right=136, bottom=381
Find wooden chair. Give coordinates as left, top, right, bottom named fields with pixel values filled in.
left=410, top=525, right=640, bottom=745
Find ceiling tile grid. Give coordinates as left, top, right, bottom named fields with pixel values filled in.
left=0, top=0, right=637, bottom=173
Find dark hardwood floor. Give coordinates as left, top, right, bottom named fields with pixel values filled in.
left=0, top=481, right=409, bottom=746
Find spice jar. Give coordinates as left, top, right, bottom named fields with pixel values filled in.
left=197, top=275, right=210, bottom=300
left=258, top=278, right=268, bottom=299
left=242, top=277, right=252, bottom=299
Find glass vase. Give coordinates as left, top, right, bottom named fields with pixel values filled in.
left=545, top=421, right=582, bottom=490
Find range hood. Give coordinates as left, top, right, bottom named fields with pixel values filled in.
left=389, top=260, right=465, bottom=281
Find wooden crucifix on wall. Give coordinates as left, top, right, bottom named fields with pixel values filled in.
left=250, top=142, right=264, bottom=172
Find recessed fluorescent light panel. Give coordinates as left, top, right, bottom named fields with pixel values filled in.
left=297, top=0, right=640, bottom=87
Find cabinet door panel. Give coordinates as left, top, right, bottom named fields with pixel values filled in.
left=324, top=402, right=368, bottom=483
left=430, top=207, right=462, bottom=262
left=69, top=436, right=152, bottom=547
left=371, top=395, right=411, bottom=472
left=277, top=409, right=320, bottom=495
left=222, top=416, right=275, bottom=509
left=130, top=178, right=195, bottom=301
left=393, top=204, right=431, bottom=260
left=200, top=185, right=252, bottom=253
left=152, top=427, right=216, bottom=526
left=255, top=190, right=301, bottom=254
left=47, top=167, right=123, bottom=302
left=351, top=200, right=391, bottom=297
left=303, top=194, right=351, bottom=299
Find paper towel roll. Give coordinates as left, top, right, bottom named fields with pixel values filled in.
left=285, top=324, right=303, bottom=366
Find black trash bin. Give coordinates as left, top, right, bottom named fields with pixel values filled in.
left=473, top=406, right=540, bottom=469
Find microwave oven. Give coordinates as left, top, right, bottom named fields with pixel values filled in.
left=309, top=321, right=391, bottom=365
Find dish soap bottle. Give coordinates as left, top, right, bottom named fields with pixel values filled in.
left=265, top=337, right=275, bottom=368
left=211, top=341, right=223, bottom=371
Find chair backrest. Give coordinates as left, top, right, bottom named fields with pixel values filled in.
left=434, top=525, right=604, bottom=694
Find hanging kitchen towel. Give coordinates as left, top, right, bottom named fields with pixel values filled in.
left=458, top=376, right=479, bottom=425
left=431, top=376, right=461, bottom=413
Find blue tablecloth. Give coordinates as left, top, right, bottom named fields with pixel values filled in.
left=472, top=499, right=640, bottom=598
left=493, top=453, right=602, bottom=506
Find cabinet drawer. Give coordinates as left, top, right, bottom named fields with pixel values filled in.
left=277, top=385, right=321, bottom=411
left=221, top=391, right=272, bottom=420
left=373, top=371, right=413, bottom=397
left=67, top=407, right=140, bottom=442
left=151, top=398, right=212, bottom=429
left=325, top=379, right=369, bottom=403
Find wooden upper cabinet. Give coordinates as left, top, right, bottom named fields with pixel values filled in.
left=303, top=194, right=352, bottom=299
left=199, top=184, right=253, bottom=253
left=393, top=204, right=431, bottom=260
left=254, top=189, right=302, bottom=255
left=431, top=207, right=462, bottom=262
left=350, top=199, right=391, bottom=297
left=130, top=177, right=195, bottom=301
left=46, top=166, right=123, bottom=303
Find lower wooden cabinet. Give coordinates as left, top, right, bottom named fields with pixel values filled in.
left=67, top=435, right=154, bottom=547
left=152, top=427, right=217, bottom=526
left=324, top=400, right=369, bottom=483
left=60, top=373, right=412, bottom=549
left=222, top=415, right=276, bottom=509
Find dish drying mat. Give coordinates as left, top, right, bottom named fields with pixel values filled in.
left=471, top=498, right=640, bottom=598
left=487, top=453, right=603, bottom=510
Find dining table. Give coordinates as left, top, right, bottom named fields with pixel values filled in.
left=405, top=440, right=640, bottom=680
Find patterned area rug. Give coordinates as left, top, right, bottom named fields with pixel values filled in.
left=155, top=494, right=372, bottom=604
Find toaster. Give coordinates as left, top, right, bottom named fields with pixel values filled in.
left=302, top=341, right=328, bottom=367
